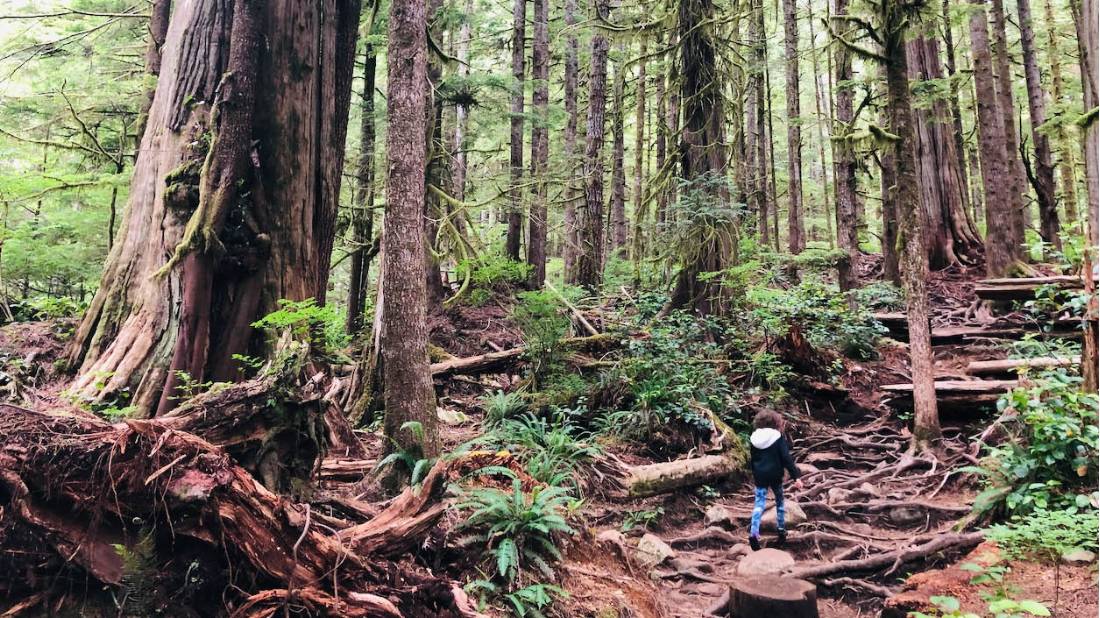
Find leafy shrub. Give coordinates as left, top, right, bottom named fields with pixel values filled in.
left=481, top=390, right=528, bottom=424
left=475, top=412, right=600, bottom=486
left=466, top=580, right=567, bottom=618
left=853, top=281, right=905, bottom=311
left=970, top=370, right=1099, bottom=516
left=455, top=478, right=576, bottom=583
left=748, top=281, right=887, bottom=360
left=10, top=295, right=86, bottom=321
left=985, top=507, right=1099, bottom=561
left=512, top=291, right=570, bottom=384
left=252, top=298, right=348, bottom=354
left=457, top=254, right=532, bottom=291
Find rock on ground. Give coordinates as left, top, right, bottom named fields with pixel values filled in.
left=635, top=533, right=676, bottom=569
left=705, top=504, right=735, bottom=528
left=737, top=548, right=795, bottom=576
left=758, top=500, right=807, bottom=531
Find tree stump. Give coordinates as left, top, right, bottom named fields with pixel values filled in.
left=729, top=576, right=819, bottom=618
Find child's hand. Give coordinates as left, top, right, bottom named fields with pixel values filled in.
left=793, top=479, right=804, bottom=491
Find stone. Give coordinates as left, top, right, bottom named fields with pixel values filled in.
left=1061, top=548, right=1096, bottom=565
left=596, top=528, right=626, bottom=547
left=705, top=504, right=735, bottom=528
left=888, top=506, right=924, bottom=527
left=436, top=407, right=468, bottom=425
left=635, top=533, right=676, bottom=569
left=737, top=548, right=796, bottom=576
left=826, top=488, right=851, bottom=505
left=759, top=500, right=807, bottom=532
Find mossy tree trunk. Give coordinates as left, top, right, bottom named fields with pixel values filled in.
left=65, top=0, right=360, bottom=415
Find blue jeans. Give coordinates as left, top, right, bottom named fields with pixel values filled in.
left=749, top=484, right=784, bottom=537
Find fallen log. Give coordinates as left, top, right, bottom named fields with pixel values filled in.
left=0, top=404, right=473, bottom=616
left=882, top=380, right=1017, bottom=409
left=729, top=576, right=819, bottom=618
left=430, top=333, right=614, bottom=377
left=621, top=454, right=741, bottom=498
left=974, top=275, right=1083, bottom=302
left=966, top=356, right=1080, bottom=376
left=879, top=320, right=1082, bottom=344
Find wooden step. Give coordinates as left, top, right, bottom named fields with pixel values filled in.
left=974, top=275, right=1084, bottom=302
left=966, top=356, right=1080, bottom=376
left=882, top=379, right=1017, bottom=408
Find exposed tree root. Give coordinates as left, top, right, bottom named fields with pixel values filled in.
left=785, top=531, right=985, bottom=580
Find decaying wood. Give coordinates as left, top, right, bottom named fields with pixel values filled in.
left=0, top=404, right=474, bottom=616
left=729, top=576, right=819, bottom=617
left=966, top=356, right=1080, bottom=376
left=621, top=454, right=742, bottom=498
left=883, top=380, right=1017, bottom=408
left=430, top=333, right=614, bottom=377
left=973, top=275, right=1083, bottom=301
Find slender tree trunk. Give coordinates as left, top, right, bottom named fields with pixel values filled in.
left=969, top=0, right=1019, bottom=276
left=424, top=0, right=447, bottom=309
left=610, top=43, right=628, bottom=255
left=577, top=0, right=610, bottom=290
left=562, top=0, right=580, bottom=281
left=655, top=39, right=669, bottom=226
left=1045, top=0, right=1080, bottom=229
left=453, top=0, right=472, bottom=203
left=1073, top=0, right=1098, bottom=391
left=833, top=0, right=860, bottom=291
left=941, top=0, right=974, bottom=219
left=808, top=0, right=834, bottom=248
left=631, top=39, right=647, bottom=270
left=765, top=61, right=780, bottom=250
left=67, top=0, right=361, bottom=414
left=990, top=0, right=1029, bottom=253
left=506, top=0, right=526, bottom=260
left=526, top=0, right=549, bottom=286
left=346, top=31, right=379, bottom=334
left=884, top=11, right=940, bottom=450
left=782, top=0, right=804, bottom=254
left=382, top=0, right=440, bottom=467
left=751, top=0, right=769, bottom=246
left=1017, top=0, right=1061, bottom=249
left=908, top=35, right=983, bottom=268
left=881, top=133, right=901, bottom=285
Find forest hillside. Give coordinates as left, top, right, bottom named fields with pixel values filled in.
left=0, top=0, right=1097, bottom=616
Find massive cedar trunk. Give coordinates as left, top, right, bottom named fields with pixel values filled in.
left=667, top=0, right=732, bottom=316
left=1017, top=0, right=1061, bottom=249
left=382, top=0, right=440, bottom=463
left=576, top=0, right=610, bottom=291
left=346, top=24, right=380, bottom=335
left=884, top=8, right=940, bottom=450
left=989, top=0, right=1029, bottom=253
left=1074, top=0, right=1098, bottom=392
left=782, top=0, right=805, bottom=255
left=66, top=0, right=360, bottom=415
left=907, top=35, right=983, bottom=269
left=506, top=0, right=526, bottom=261
left=833, top=0, right=860, bottom=292
left=610, top=44, right=628, bottom=255
left=562, top=0, right=580, bottom=281
left=969, top=0, right=1019, bottom=276
left=526, top=0, right=549, bottom=286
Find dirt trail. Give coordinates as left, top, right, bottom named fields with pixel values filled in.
left=636, top=411, right=979, bottom=617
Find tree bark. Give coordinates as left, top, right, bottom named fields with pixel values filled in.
left=576, top=0, right=610, bottom=291
left=751, top=0, right=769, bottom=246
left=782, top=0, right=805, bottom=255
left=631, top=39, right=648, bottom=274
left=526, top=0, right=549, bottom=286
left=382, top=0, right=440, bottom=467
left=610, top=43, right=628, bottom=255
left=346, top=23, right=379, bottom=335
left=969, top=0, right=1020, bottom=276
left=941, top=0, right=975, bottom=224
left=1017, top=0, right=1061, bottom=250
left=884, top=8, right=940, bottom=450
left=562, top=0, right=580, bottom=282
left=807, top=0, right=835, bottom=248
left=453, top=0, right=472, bottom=204
left=832, top=0, right=860, bottom=292
left=907, top=34, right=983, bottom=268
left=1045, top=0, right=1080, bottom=229
left=506, top=0, right=526, bottom=261
left=1073, top=0, right=1098, bottom=392
left=989, top=0, right=1030, bottom=252
left=66, top=0, right=360, bottom=414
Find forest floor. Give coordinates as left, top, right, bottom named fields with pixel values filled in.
left=1, top=262, right=1096, bottom=617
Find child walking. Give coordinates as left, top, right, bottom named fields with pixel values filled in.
left=748, top=410, right=802, bottom=551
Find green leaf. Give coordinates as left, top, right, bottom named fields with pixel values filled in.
left=1016, top=600, right=1051, bottom=616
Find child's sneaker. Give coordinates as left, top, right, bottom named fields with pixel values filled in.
left=776, top=530, right=787, bottom=547
left=749, top=535, right=760, bottom=551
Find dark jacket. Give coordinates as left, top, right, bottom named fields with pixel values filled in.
left=748, top=428, right=799, bottom=488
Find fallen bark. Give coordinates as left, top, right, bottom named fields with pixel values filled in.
left=966, top=355, right=1080, bottom=376
left=0, top=404, right=473, bottom=616
left=621, top=454, right=741, bottom=498
left=430, top=333, right=614, bottom=377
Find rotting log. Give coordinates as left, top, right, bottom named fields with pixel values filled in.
left=0, top=404, right=477, bottom=616
left=966, top=356, right=1080, bottom=376
left=973, top=275, right=1083, bottom=302
left=621, top=454, right=742, bottom=498
left=430, top=333, right=614, bottom=377
left=729, top=576, right=819, bottom=617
